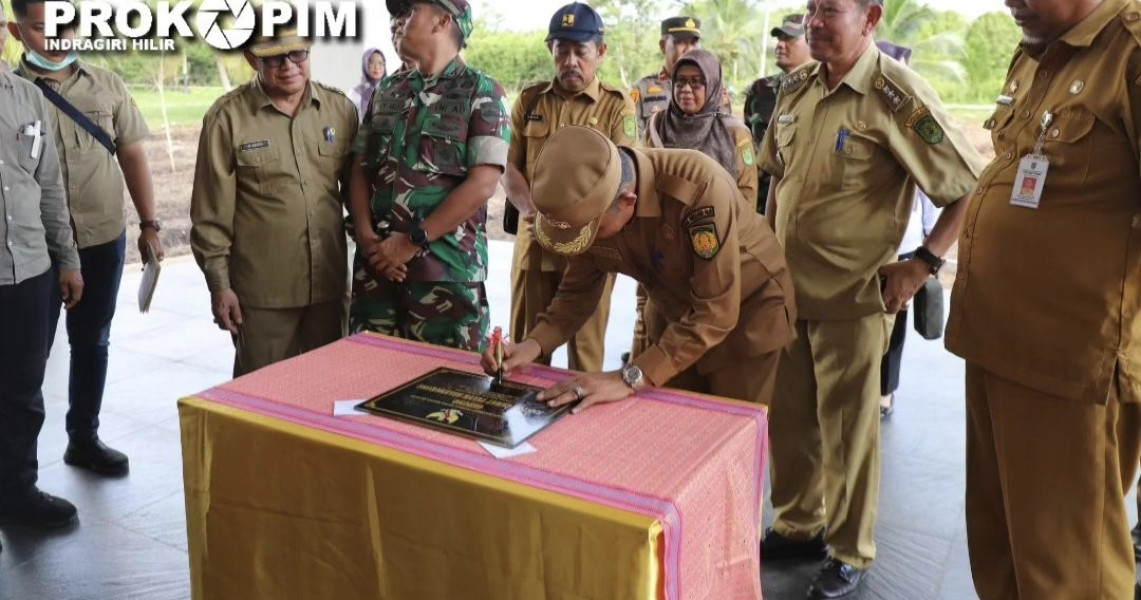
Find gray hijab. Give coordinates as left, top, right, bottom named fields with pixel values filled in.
left=651, top=49, right=739, bottom=177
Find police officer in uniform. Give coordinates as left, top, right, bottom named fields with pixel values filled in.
left=349, top=0, right=511, bottom=352
left=757, top=0, right=985, bottom=597
left=630, top=16, right=701, bottom=140
left=505, top=2, right=636, bottom=372
left=191, top=30, right=359, bottom=376
left=483, top=125, right=793, bottom=412
left=944, top=0, right=1141, bottom=597
left=743, top=13, right=812, bottom=213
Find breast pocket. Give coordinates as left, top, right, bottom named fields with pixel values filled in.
left=15, top=133, right=40, bottom=174
left=522, top=119, right=550, bottom=170
left=984, top=105, right=1015, bottom=146
left=836, top=135, right=875, bottom=190
left=1043, top=109, right=1095, bottom=178
left=775, top=123, right=795, bottom=168
left=73, top=110, right=115, bottom=152
left=419, top=115, right=468, bottom=177
left=235, top=146, right=283, bottom=194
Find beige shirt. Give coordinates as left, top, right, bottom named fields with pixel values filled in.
left=190, top=79, right=358, bottom=309
left=759, top=44, right=984, bottom=320
left=0, top=71, right=79, bottom=284
left=946, top=0, right=1141, bottom=405
left=15, top=60, right=149, bottom=249
left=508, top=76, right=636, bottom=272
left=528, top=147, right=795, bottom=387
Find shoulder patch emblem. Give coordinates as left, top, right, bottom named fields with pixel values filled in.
left=690, top=223, right=721, bottom=260
left=873, top=76, right=907, bottom=113
left=683, top=206, right=715, bottom=227
left=630, top=89, right=640, bottom=103
left=742, top=146, right=755, bottom=166
left=906, top=106, right=945, bottom=145
left=623, top=115, right=636, bottom=138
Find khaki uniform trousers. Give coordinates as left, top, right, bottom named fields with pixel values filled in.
left=769, top=313, right=894, bottom=568
left=509, top=249, right=614, bottom=372
left=965, top=363, right=1141, bottom=600
left=233, top=299, right=346, bottom=377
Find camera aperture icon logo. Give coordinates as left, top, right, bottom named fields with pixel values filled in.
left=196, top=0, right=257, bottom=51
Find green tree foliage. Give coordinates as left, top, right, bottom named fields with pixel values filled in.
left=464, top=23, right=550, bottom=90
left=962, top=11, right=1021, bottom=103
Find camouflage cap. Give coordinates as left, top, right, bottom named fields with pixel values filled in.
left=386, top=0, right=473, bottom=45
left=661, top=16, right=700, bottom=39
left=770, top=14, right=805, bottom=38
left=531, top=126, right=622, bottom=256
left=247, top=27, right=313, bottom=58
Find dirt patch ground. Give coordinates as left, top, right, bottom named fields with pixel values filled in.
left=133, top=119, right=995, bottom=290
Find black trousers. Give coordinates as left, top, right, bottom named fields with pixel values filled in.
left=880, top=251, right=914, bottom=397
left=0, top=269, right=53, bottom=498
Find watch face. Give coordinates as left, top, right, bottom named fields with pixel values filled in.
left=623, top=365, right=642, bottom=386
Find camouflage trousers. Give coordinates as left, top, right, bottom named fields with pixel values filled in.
left=350, top=265, right=489, bottom=352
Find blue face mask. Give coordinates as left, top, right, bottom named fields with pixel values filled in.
left=25, top=49, right=78, bottom=72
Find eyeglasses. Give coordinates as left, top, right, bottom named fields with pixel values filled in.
left=261, top=50, right=309, bottom=69
left=675, top=78, right=706, bottom=90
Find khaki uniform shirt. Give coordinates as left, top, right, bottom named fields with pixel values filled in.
left=190, top=79, right=358, bottom=309
left=509, top=77, right=636, bottom=272
left=946, top=0, right=1141, bottom=405
left=645, top=111, right=759, bottom=209
left=528, top=147, right=795, bottom=387
left=15, top=60, right=149, bottom=249
left=759, top=44, right=984, bottom=320
left=0, top=71, right=80, bottom=285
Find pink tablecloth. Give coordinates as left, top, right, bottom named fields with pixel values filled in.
left=197, top=333, right=767, bottom=600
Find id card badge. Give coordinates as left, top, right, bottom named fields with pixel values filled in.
left=1010, top=154, right=1049, bottom=209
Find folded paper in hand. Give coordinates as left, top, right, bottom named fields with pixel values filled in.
left=137, top=243, right=160, bottom=313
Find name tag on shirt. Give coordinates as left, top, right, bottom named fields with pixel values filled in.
left=240, top=140, right=270, bottom=152
left=1010, top=154, right=1049, bottom=209
left=777, top=114, right=796, bottom=124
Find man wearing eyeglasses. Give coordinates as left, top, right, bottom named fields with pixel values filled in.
left=504, top=2, right=635, bottom=374
left=757, top=0, right=984, bottom=597
left=190, top=30, right=358, bottom=377
left=348, top=0, right=510, bottom=352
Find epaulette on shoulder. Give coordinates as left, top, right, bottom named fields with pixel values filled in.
left=872, top=71, right=911, bottom=113
left=202, top=84, right=249, bottom=121
left=1120, top=8, right=1141, bottom=46
left=781, top=65, right=812, bottom=94
left=656, top=171, right=701, bottom=206
left=315, top=81, right=348, bottom=98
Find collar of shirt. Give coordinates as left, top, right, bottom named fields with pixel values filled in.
left=543, top=75, right=602, bottom=103
left=809, top=42, right=880, bottom=96
left=409, top=55, right=468, bottom=86
left=247, top=77, right=322, bottom=113
left=1048, top=0, right=1126, bottom=52
left=15, top=56, right=87, bottom=89
left=658, top=66, right=670, bottom=82
left=632, top=149, right=663, bottom=218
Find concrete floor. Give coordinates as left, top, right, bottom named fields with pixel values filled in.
left=0, top=240, right=1136, bottom=600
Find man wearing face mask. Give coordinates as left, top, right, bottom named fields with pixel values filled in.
left=505, top=1, right=636, bottom=374
left=191, top=30, right=358, bottom=376
left=744, top=13, right=813, bottom=214
left=757, top=0, right=985, bottom=597
left=10, top=0, right=160, bottom=476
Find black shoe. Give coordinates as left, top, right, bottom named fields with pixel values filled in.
left=0, top=488, right=78, bottom=529
left=807, top=556, right=867, bottom=599
left=64, top=436, right=129, bottom=476
left=761, top=527, right=828, bottom=561
left=1132, top=522, right=1140, bottom=561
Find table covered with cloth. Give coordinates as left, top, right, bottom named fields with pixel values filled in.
left=178, top=333, right=767, bottom=600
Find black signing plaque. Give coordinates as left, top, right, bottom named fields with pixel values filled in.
left=354, top=367, right=571, bottom=448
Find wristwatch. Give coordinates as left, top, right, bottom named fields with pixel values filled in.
left=913, top=246, right=944, bottom=275
left=409, top=226, right=430, bottom=249
left=621, top=364, right=645, bottom=391
left=139, top=219, right=162, bottom=232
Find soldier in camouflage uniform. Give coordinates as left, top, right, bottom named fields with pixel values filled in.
left=743, top=14, right=811, bottom=214
left=629, top=16, right=701, bottom=140
left=348, top=0, right=510, bottom=352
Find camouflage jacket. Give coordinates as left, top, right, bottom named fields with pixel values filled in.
left=744, top=74, right=782, bottom=151
left=355, top=57, right=510, bottom=282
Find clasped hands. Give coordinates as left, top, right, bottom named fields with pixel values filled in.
left=480, top=337, right=636, bottom=414
left=359, top=231, right=419, bottom=282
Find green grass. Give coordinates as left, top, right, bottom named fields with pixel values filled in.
left=130, top=86, right=228, bottom=130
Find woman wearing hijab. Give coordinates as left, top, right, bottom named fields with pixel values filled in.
left=349, top=48, right=386, bottom=122
left=646, top=48, right=757, bottom=208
